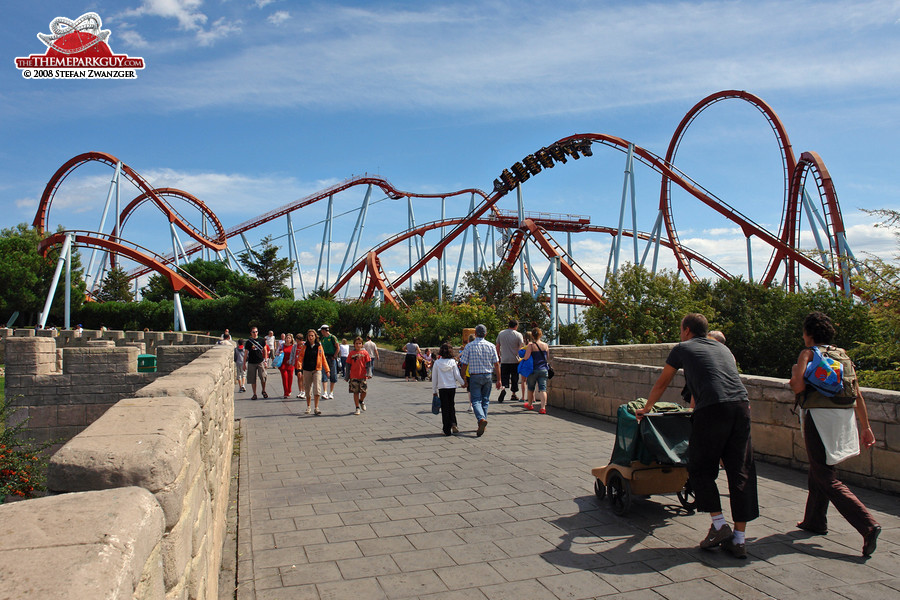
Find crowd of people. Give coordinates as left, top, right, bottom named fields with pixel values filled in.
left=224, top=309, right=881, bottom=560
left=228, top=324, right=379, bottom=416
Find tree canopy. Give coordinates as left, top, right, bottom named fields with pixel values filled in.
left=0, top=223, right=86, bottom=326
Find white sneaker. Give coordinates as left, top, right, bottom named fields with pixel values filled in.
left=360, top=401, right=366, bottom=411
left=328, top=392, right=334, bottom=399
left=297, top=391, right=305, bottom=399
left=354, top=408, right=361, bottom=415
left=305, top=406, right=311, bottom=414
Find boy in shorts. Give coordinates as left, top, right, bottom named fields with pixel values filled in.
left=347, top=336, right=371, bottom=415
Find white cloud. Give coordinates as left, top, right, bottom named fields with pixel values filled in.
left=115, top=0, right=241, bottom=47
left=255, top=0, right=277, bottom=8
left=195, top=17, right=243, bottom=46
left=120, top=0, right=208, bottom=31
left=108, top=0, right=900, bottom=114
left=116, top=27, right=150, bottom=48
left=267, top=11, right=290, bottom=26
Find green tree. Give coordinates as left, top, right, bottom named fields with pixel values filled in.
left=461, top=265, right=516, bottom=306
left=238, top=236, right=294, bottom=314
left=0, top=224, right=86, bottom=325
left=141, top=259, right=255, bottom=302
left=399, top=278, right=452, bottom=305
left=847, top=208, right=900, bottom=389
left=95, top=266, right=134, bottom=303
left=583, top=264, right=703, bottom=344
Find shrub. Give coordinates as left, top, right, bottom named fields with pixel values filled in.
left=0, top=399, right=51, bottom=503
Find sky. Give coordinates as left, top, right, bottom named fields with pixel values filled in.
left=2, top=0, right=899, bottom=303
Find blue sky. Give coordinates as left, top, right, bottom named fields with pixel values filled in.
left=2, top=0, right=899, bottom=298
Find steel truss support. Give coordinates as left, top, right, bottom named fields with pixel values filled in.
left=315, top=194, right=334, bottom=291
left=287, top=213, right=306, bottom=299
left=550, top=256, right=560, bottom=344
left=339, top=184, right=372, bottom=299
left=85, top=161, right=121, bottom=293
left=439, top=197, right=446, bottom=303
left=607, top=143, right=638, bottom=283
left=39, top=233, right=74, bottom=329
left=173, top=291, right=187, bottom=332
left=225, top=247, right=247, bottom=275
left=240, top=233, right=257, bottom=265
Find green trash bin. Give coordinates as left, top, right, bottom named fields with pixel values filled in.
left=137, top=354, right=157, bottom=373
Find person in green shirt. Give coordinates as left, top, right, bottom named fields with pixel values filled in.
left=319, top=324, right=340, bottom=399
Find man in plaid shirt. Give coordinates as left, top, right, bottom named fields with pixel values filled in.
left=459, top=324, right=502, bottom=437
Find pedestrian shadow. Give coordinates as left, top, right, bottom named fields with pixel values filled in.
left=376, top=432, right=451, bottom=441
left=539, top=494, right=867, bottom=573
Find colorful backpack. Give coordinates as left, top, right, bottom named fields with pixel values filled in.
left=798, top=345, right=857, bottom=409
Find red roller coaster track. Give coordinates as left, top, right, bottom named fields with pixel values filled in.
left=34, top=90, right=854, bottom=308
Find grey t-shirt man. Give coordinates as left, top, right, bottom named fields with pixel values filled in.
left=666, top=337, right=748, bottom=411
left=495, top=327, right=524, bottom=364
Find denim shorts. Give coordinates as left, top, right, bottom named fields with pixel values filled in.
left=527, top=369, right=548, bottom=392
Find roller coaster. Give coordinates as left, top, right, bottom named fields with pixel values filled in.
left=34, top=90, right=859, bottom=331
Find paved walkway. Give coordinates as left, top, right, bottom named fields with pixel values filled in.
left=231, top=370, right=899, bottom=600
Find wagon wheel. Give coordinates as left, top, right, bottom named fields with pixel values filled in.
left=607, top=471, right=632, bottom=516
left=677, top=479, right=697, bottom=510
left=594, top=477, right=606, bottom=501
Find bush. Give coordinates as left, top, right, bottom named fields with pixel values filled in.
left=1, top=399, right=51, bottom=503
left=382, top=297, right=502, bottom=350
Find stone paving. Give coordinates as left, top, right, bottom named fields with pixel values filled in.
left=232, top=370, right=899, bottom=600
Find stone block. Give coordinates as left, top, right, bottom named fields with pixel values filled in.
left=134, top=543, right=166, bottom=600
left=57, top=404, right=86, bottom=427
left=48, top=396, right=201, bottom=496
left=884, top=422, right=900, bottom=452
left=161, top=478, right=201, bottom=589
left=0, top=487, right=164, bottom=600
left=155, top=429, right=204, bottom=529
left=871, top=447, right=900, bottom=482
left=750, top=423, right=793, bottom=460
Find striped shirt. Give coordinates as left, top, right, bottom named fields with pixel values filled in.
left=459, top=337, right=499, bottom=375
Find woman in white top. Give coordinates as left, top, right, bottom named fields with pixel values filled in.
left=789, top=311, right=880, bottom=556
left=432, top=342, right=466, bottom=435
left=339, top=338, right=351, bottom=378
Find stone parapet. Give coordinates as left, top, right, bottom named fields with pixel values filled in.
left=550, top=345, right=900, bottom=494
left=1, top=344, right=235, bottom=600
left=0, top=487, right=166, bottom=600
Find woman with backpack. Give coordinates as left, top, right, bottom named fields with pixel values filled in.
left=789, top=311, right=880, bottom=557
left=295, top=329, right=330, bottom=415
left=522, top=327, right=550, bottom=414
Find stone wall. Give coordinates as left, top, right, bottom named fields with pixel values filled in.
left=378, top=346, right=900, bottom=493
left=3, top=336, right=219, bottom=452
left=0, top=344, right=235, bottom=600
left=549, top=349, right=900, bottom=494
left=0, top=327, right=221, bottom=363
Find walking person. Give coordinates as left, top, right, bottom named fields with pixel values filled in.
left=264, top=331, right=276, bottom=367
left=432, top=342, right=465, bottom=436
left=404, top=338, right=420, bottom=381
left=294, top=331, right=306, bottom=400
left=637, top=313, right=758, bottom=559
left=789, top=311, right=881, bottom=556
left=296, top=329, right=329, bottom=415
left=522, top=328, right=550, bottom=414
left=243, top=327, right=269, bottom=400
left=278, top=333, right=296, bottom=398
left=339, top=338, right=351, bottom=379
left=319, top=325, right=340, bottom=399
left=364, top=335, right=380, bottom=377
left=496, top=319, right=524, bottom=402
left=234, top=338, right=246, bottom=393
left=346, top=337, right=371, bottom=415
left=458, top=324, right=501, bottom=437
left=518, top=332, right=534, bottom=409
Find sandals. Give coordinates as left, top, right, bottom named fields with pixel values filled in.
left=262, top=391, right=269, bottom=399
